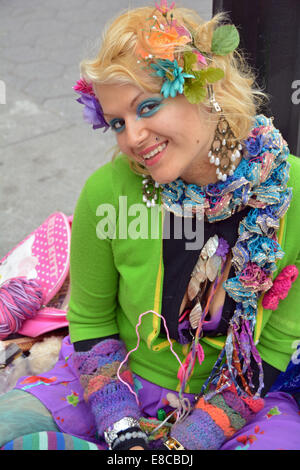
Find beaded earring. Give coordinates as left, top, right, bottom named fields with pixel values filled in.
left=142, top=175, right=160, bottom=207
left=207, top=85, right=242, bottom=182
left=141, top=136, right=161, bottom=207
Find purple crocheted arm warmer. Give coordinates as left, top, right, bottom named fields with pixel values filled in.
left=170, top=383, right=264, bottom=450
left=72, top=338, right=144, bottom=447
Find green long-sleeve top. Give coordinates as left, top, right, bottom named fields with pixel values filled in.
left=67, top=153, right=300, bottom=394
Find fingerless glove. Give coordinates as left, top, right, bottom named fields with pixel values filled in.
left=73, top=339, right=144, bottom=448
left=170, top=383, right=264, bottom=450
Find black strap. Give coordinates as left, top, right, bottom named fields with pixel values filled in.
left=73, top=334, right=119, bottom=352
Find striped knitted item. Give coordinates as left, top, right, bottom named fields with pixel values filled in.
left=170, top=385, right=264, bottom=450
left=73, top=339, right=141, bottom=436
left=0, top=431, right=104, bottom=450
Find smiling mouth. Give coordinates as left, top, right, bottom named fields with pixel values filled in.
left=140, top=141, right=168, bottom=161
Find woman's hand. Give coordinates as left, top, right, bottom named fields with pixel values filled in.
left=170, top=383, right=264, bottom=449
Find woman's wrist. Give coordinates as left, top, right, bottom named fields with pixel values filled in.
left=73, top=339, right=141, bottom=436
left=170, top=384, right=265, bottom=450
left=104, top=418, right=148, bottom=450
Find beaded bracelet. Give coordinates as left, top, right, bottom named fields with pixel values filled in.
left=111, top=430, right=148, bottom=450
left=104, top=417, right=141, bottom=449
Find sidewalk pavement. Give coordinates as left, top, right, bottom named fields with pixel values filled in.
left=0, top=0, right=212, bottom=259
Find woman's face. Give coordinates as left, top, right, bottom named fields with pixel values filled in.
left=95, top=82, right=217, bottom=185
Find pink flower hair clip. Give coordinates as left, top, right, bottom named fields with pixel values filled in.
left=155, top=0, right=175, bottom=15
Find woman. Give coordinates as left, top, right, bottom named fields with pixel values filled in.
left=1, top=1, right=300, bottom=451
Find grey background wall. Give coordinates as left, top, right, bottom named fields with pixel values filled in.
left=0, top=0, right=213, bottom=259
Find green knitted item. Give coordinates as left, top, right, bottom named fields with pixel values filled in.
left=210, top=393, right=246, bottom=430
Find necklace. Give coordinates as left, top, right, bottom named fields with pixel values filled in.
left=180, top=234, right=230, bottom=334
left=143, top=115, right=292, bottom=398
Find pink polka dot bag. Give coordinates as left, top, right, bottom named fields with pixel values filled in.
left=0, top=212, right=72, bottom=339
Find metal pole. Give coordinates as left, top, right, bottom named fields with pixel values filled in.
left=213, top=0, right=300, bottom=156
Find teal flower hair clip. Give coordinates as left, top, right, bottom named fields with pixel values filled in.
left=150, top=59, right=195, bottom=98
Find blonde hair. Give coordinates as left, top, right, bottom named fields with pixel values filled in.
left=80, top=6, right=268, bottom=175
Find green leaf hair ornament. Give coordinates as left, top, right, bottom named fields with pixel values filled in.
left=181, top=25, right=239, bottom=104
left=183, top=51, right=225, bottom=104
left=211, top=24, right=240, bottom=56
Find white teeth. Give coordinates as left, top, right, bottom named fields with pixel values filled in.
left=143, top=142, right=167, bottom=159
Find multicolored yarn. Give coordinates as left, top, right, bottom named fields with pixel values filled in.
left=262, top=264, right=298, bottom=310
left=139, top=417, right=172, bottom=441
left=161, top=115, right=291, bottom=223
left=0, top=277, right=44, bottom=339
left=170, top=382, right=264, bottom=449
left=72, top=339, right=141, bottom=436
left=161, top=115, right=292, bottom=400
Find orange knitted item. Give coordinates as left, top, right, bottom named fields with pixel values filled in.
left=195, top=397, right=236, bottom=438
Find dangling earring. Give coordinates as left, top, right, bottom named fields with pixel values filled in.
left=141, top=136, right=161, bottom=207
left=207, top=85, right=242, bottom=182
left=142, top=175, right=160, bottom=207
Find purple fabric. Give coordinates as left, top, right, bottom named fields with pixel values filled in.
left=221, top=392, right=300, bottom=450
left=14, top=336, right=194, bottom=445
left=15, top=336, right=99, bottom=444
left=134, top=374, right=196, bottom=417
left=14, top=336, right=300, bottom=450
left=202, top=306, right=223, bottom=331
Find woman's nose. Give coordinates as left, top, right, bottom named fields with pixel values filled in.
left=125, top=118, right=149, bottom=149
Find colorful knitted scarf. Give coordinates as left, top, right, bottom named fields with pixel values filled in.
left=160, top=115, right=292, bottom=399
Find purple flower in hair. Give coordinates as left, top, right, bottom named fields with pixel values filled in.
left=73, top=78, right=109, bottom=132
left=76, top=93, right=109, bottom=131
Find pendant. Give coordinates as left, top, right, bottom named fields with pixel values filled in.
left=189, top=301, right=202, bottom=330
left=187, top=276, right=201, bottom=301
left=201, top=234, right=219, bottom=259
left=192, top=256, right=206, bottom=277
left=206, top=253, right=222, bottom=282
